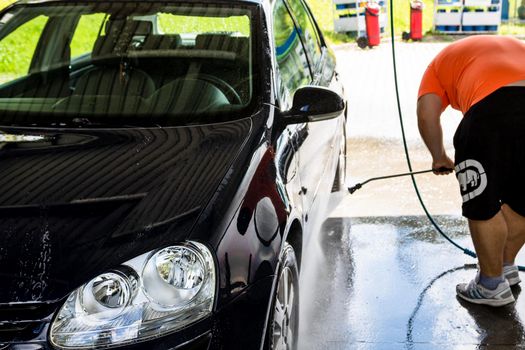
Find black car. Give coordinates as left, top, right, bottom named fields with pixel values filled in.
left=0, top=0, right=346, bottom=348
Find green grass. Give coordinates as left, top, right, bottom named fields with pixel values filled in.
left=0, top=0, right=14, bottom=9
left=0, top=15, right=47, bottom=77
left=158, top=14, right=250, bottom=35
left=70, top=14, right=106, bottom=59
left=306, top=0, right=525, bottom=44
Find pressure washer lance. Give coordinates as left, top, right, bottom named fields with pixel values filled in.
left=348, top=167, right=454, bottom=194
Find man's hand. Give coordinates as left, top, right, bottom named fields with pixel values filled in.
left=432, top=155, right=454, bottom=175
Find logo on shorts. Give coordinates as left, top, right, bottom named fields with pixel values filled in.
left=455, top=159, right=487, bottom=203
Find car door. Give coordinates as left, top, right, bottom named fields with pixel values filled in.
left=273, top=0, right=343, bottom=216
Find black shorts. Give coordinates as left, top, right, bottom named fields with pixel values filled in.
left=453, top=86, right=525, bottom=220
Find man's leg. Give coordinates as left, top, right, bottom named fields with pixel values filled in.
left=468, top=210, right=507, bottom=277
left=453, top=91, right=516, bottom=305
left=501, top=204, right=525, bottom=264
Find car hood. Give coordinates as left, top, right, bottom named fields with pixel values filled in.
left=0, top=118, right=252, bottom=303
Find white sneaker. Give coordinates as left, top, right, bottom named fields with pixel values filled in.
left=504, top=264, right=521, bottom=287
left=456, top=274, right=515, bottom=307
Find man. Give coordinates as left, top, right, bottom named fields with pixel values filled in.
left=417, top=35, right=525, bottom=307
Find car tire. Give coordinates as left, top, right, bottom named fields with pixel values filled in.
left=331, top=127, right=347, bottom=192
left=266, top=242, right=299, bottom=350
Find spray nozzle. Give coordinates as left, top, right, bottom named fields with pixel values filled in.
left=348, top=183, right=362, bottom=194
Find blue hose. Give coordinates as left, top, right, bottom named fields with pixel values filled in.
left=387, top=0, right=525, bottom=271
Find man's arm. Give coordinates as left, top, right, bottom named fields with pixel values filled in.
left=417, top=93, right=454, bottom=175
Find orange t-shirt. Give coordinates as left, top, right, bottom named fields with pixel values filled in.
left=418, top=35, right=525, bottom=114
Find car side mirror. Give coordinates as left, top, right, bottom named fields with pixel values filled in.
left=282, top=86, right=345, bottom=124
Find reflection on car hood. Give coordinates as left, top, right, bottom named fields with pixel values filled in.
left=0, top=118, right=252, bottom=303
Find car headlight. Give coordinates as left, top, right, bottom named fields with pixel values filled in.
left=50, top=241, right=216, bottom=349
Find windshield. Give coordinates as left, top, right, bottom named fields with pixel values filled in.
left=0, top=1, right=258, bottom=127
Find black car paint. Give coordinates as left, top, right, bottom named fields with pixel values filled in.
left=0, top=0, right=346, bottom=349
left=0, top=118, right=254, bottom=302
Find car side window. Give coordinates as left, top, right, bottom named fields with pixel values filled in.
left=0, top=15, right=48, bottom=84
left=286, top=0, right=322, bottom=70
left=69, top=13, right=106, bottom=61
left=273, top=0, right=311, bottom=105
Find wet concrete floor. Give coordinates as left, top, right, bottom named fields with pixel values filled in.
left=299, top=216, right=525, bottom=349
left=297, top=42, right=525, bottom=349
